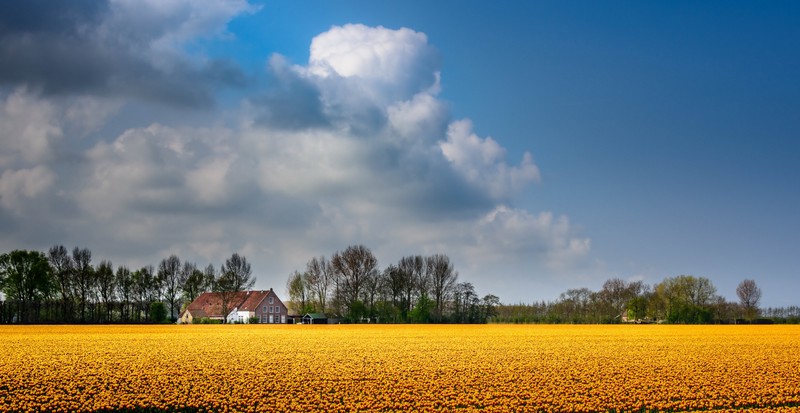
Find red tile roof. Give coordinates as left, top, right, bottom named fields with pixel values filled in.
left=184, top=291, right=248, bottom=318
left=238, top=290, right=270, bottom=311
left=183, top=290, right=282, bottom=318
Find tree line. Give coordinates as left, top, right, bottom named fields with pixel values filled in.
left=3, top=244, right=796, bottom=325
left=286, top=245, right=499, bottom=323
left=495, top=276, right=799, bottom=324
left=0, top=246, right=255, bottom=324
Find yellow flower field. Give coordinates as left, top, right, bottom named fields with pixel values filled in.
left=1, top=324, right=799, bottom=412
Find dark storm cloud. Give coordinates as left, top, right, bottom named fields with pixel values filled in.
left=252, top=78, right=329, bottom=130
left=0, top=0, right=248, bottom=107
left=0, top=0, right=108, bottom=35
left=203, top=59, right=250, bottom=88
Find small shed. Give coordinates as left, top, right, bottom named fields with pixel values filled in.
left=302, top=313, right=328, bottom=324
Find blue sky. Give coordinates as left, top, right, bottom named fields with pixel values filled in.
left=1, top=1, right=798, bottom=307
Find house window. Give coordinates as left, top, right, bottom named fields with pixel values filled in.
left=269, top=297, right=274, bottom=304
left=263, top=306, right=267, bottom=313
left=275, top=306, right=280, bottom=314
left=269, top=306, right=273, bottom=313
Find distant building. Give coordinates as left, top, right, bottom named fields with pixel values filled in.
left=302, top=313, right=328, bottom=324
left=179, top=289, right=288, bottom=324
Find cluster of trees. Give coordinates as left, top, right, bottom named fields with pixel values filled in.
left=286, top=245, right=498, bottom=323
left=495, top=275, right=797, bottom=324
left=0, top=247, right=255, bottom=324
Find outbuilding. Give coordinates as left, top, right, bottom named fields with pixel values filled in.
left=302, top=313, right=328, bottom=324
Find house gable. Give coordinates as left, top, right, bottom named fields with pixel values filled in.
left=252, top=288, right=288, bottom=324
left=182, top=289, right=288, bottom=323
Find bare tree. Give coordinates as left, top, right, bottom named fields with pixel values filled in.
left=71, top=247, right=93, bottom=322
left=286, top=270, right=310, bottom=315
left=214, top=253, right=255, bottom=323
left=383, top=264, right=406, bottom=320
left=331, top=245, right=378, bottom=319
left=305, top=256, right=332, bottom=313
left=95, top=260, right=116, bottom=322
left=397, top=255, right=421, bottom=316
left=426, top=254, right=458, bottom=322
left=203, top=264, right=216, bottom=291
left=413, top=256, right=430, bottom=301
left=453, top=282, right=479, bottom=323
left=558, top=287, right=594, bottom=322
left=48, top=245, right=74, bottom=321
left=599, top=278, right=630, bottom=320
left=132, top=265, right=157, bottom=322
left=158, top=255, right=182, bottom=321
left=362, top=268, right=380, bottom=318
left=736, top=279, right=762, bottom=321
left=179, top=261, right=205, bottom=309
left=115, top=266, right=133, bottom=322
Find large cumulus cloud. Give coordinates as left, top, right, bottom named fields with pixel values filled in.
left=0, top=14, right=592, bottom=301
left=0, top=0, right=255, bottom=106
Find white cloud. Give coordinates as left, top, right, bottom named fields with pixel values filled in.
left=387, top=92, right=448, bottom=144
left=299, top=24, right=442, bottom=131
left=245, top=127, right=372, bottom=198
left=81, top=123, right=253, bottom=218
left=440, top=119, right=541, bottom=200
left=470, top=205, right=590, bottom=269
left=0, top=166, right=56, bottom=213
left=0, top=89, right=62, bottom=168
left=308, top=24, right=438, bottom=93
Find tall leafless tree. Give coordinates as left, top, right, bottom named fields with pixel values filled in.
left=179, top=261, right=206, bottom=309
left=305, top=256, right=332, bottom=313
left=453, top=282, right=479, bottom=323
left=72, top=247, right=93, bottom=322
left=214, top=253, right=255, bottom=323
left=95, top=260, right=116, bottom=322
left=203, top=264, right=216, bottom=291
left=383, top=264, right=406, bottom=320
left=599, top=278, right=630, bottom=319
left=48, top=245, right=74, bottom=321
left=158, top=255, right=182, bottom=321
left=397, top=255, right=422, bottom=315
left=133, top=265, right=157, bottom=321
left=426, top=254, right=458, bottom=322
left=331, top=245, right=378, bottom=318
left=286, top=270, right=310, bottom=315
left=115, top=266, right=133, bottom=322
left=362, top=268, right=380, bottom=317
left=736, top=279, right=762, bottom=321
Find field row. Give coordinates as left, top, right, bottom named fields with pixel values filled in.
left=1, top=325, right=799, bottom=412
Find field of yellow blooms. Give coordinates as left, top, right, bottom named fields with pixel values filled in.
left=1, top=324, right=799, bottom=412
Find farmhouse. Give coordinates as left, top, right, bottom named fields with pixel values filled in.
left=179, top=289, right=288, bottom=324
